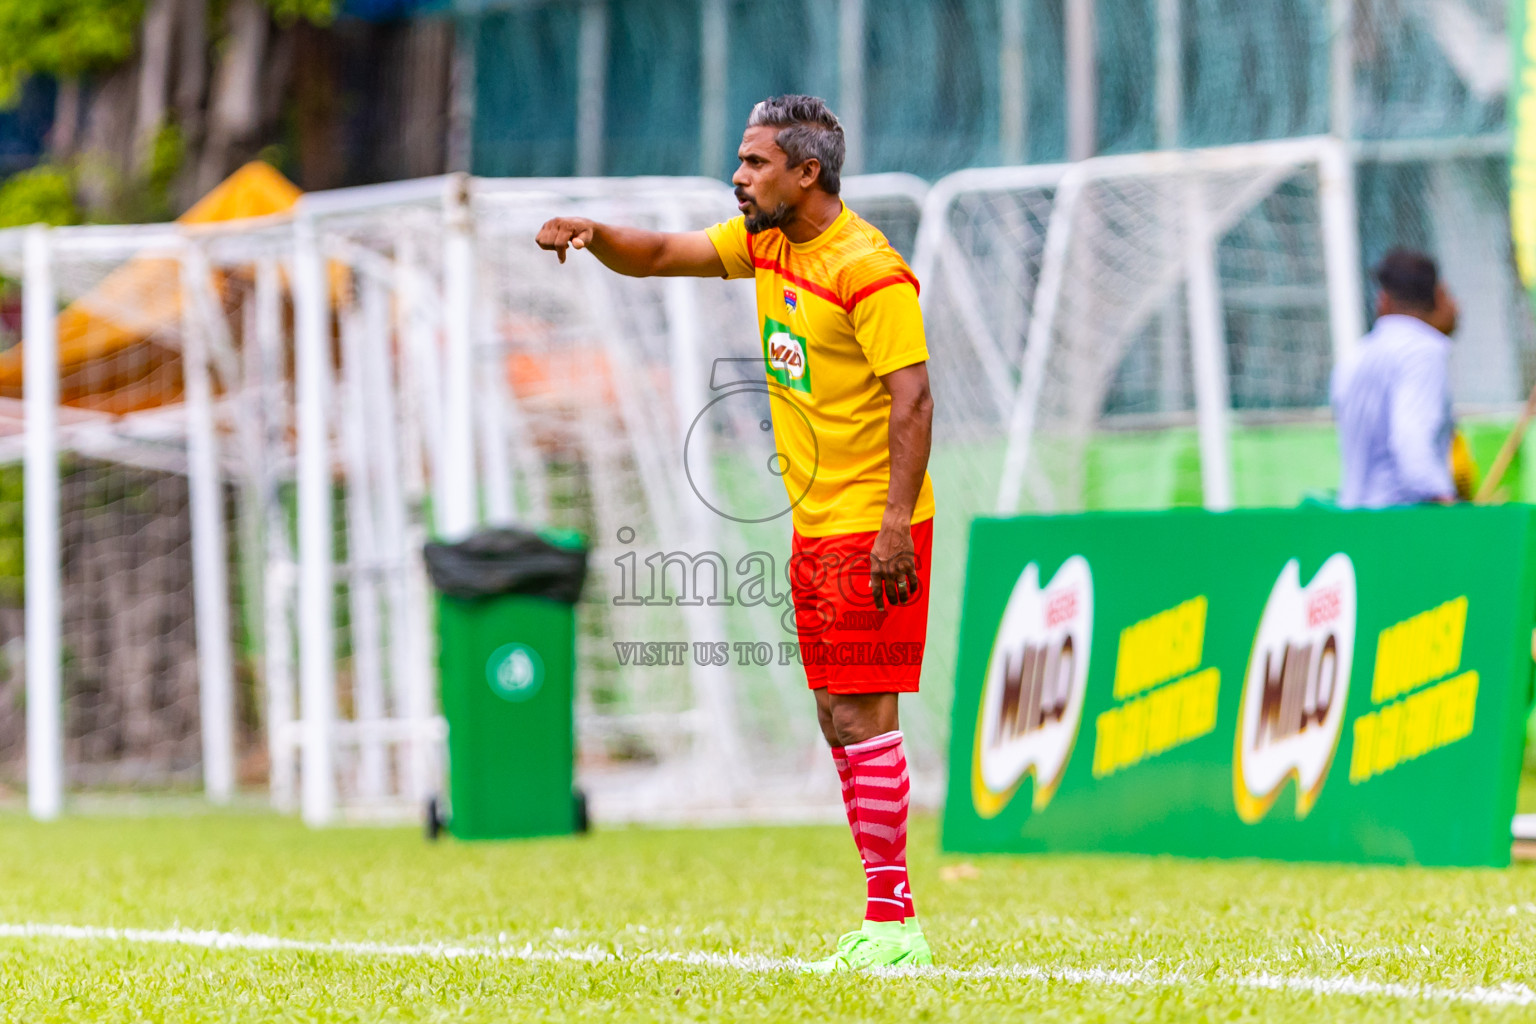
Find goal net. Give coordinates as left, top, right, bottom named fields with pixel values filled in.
left=0, top=225, right=252, bottom=799
left=913, top=136, right=1362, bottom=519
left=0, top=172, right=959, bottom=823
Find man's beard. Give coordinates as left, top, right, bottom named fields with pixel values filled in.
left=742, top=200, right=789, bottom=234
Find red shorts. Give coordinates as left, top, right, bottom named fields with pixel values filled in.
left=790, top=518, right=932, bottom=695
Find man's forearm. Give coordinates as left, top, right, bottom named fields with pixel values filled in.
left=883, top=393, right=933, bottom=526
left=538, top=217, right=726, bottom=276
left=583, top=224, right=671, bottom=277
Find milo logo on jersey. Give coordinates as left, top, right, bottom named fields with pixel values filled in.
left=763, top=317, right=812, bottom=394
left=971, top=556, right=1093, bottom=818
left=1234, top=554, right=1357, bottom=823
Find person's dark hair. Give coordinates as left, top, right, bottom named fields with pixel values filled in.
left=1374, top=248, right=1439, bottom=311
left=746, top=95, right=845, bottom=195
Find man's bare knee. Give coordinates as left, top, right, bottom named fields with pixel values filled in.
left=828, top=692, right=899, bottom=746
left=814, top=690, right=840, bottom=746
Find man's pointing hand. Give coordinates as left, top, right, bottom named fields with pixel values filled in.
left=536, top=217, right=597, bottom=264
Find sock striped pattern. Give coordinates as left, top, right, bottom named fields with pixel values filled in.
left=845, top=730, right=914, bottom=923
left=830, top=746, right=859, bottom=847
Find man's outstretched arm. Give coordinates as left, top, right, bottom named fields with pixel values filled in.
left=536, top=218, right=727, bottom=278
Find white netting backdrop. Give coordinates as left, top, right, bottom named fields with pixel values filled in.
left=916, top=142, right=1349, bottom=516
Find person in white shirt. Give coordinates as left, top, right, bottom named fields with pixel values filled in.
left=1330, top=248, right=1460, bottom=509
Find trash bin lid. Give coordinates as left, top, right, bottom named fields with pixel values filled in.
left=424, top=526, right=589, bottom=603
left=537, top=527, right=588, bottom=553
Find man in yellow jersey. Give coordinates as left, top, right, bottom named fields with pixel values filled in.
left=536, top=95, right=935, bottom=972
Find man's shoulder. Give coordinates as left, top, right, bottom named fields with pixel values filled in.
left=711, top=216, right=776, bottom=263
left=1385, top=331, right=1451, bottom=384
left=828, top=215, right=919, bottom=306
left=737, top=223, right=784, bottom=262
left=1370, top=316, right=1450, bottom=356
left=1349, top=324, right=1441, bottom=382
left=828, top=213, right=903, bottom=266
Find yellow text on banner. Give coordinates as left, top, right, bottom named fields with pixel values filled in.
left=1093, top=667, right=1220, bottom=778
left=1350, top=670, right=1479, bottom=783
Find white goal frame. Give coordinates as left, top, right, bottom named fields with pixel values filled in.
left=910, top=135, right=1365, bottom=516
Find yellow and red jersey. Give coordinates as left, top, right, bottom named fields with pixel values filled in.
left=705, top=205, right=935, bottom=536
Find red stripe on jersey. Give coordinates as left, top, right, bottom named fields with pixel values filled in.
left=752, top=257, right=849, bottom=311
left=847, top=272, right=921, bottom=308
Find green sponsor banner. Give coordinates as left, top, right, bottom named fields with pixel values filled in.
left=942, top=506, right=1536, bottom=866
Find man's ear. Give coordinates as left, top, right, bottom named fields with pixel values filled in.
left=798, top=157, right=822, bottom=192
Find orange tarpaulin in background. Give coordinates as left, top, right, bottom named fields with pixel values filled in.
left=0, top=161, right=640, bottom=424
left=0, top=162, right=302, bottom=415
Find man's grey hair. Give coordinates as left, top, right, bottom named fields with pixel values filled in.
left=746, top=95, right=845, bottom=195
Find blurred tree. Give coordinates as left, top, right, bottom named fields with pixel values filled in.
left=0, top=163, right=80, bottom=227
left=265, top=0, right=338, bottom=23
left=73, top=0, right=336, bottom=215
left=157, top=0, right=334, bottom=204
left=0, top=0, right=146, bottom=158
left=0, top=0, right=451, bottom=222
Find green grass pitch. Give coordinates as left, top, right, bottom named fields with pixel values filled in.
left=2, top=809, right=1536, bottom=1022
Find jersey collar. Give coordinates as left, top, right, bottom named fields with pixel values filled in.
left=787, top=203, right=852, bottom=255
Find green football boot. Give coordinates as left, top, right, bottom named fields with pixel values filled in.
left=902, top=918, right=933, bottom=966
left=802, top=920, right=926, bottom=974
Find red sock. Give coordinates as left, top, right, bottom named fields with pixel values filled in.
left=830, top=746, right=859, bottom=848
left=846, top=730, right=914, bottom=923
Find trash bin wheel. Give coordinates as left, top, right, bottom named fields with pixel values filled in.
left=425, top=794, right=445, bottom=841
left=573, top=787, right=590, bottom=834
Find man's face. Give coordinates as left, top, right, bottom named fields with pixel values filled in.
left=732, top=125, right=808, bottom=233
left=1376, top=283, right=1460, bottom=338
left=1428, top=283, right=1459, bottom=337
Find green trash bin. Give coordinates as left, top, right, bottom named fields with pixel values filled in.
left=424, top=527, right=589, bottom=840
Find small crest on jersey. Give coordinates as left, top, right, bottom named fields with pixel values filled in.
left=783, top=287, right=798, bottom=311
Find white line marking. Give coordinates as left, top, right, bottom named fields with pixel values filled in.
left=0, top=922, right=1531, bottom=1008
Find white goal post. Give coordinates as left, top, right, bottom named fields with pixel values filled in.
left=910, top=135, right=1365, bottom=518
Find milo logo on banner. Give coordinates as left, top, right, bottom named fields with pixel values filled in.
left=762, top=318, right=812, bottom=394
left=971, top=556, right=1093, bottom=818
left=1234, top=554, right=1357, bottom=823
